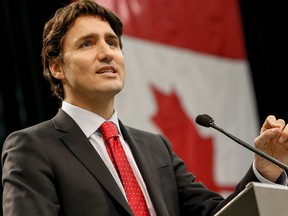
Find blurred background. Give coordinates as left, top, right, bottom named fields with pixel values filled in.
left=1, top=0, right=287, bottom=214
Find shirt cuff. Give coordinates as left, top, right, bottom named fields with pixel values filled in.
left=253, top=161, right=288, bottom=185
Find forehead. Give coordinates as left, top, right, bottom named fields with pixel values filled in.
left=67, top=15, right=115, bottom=36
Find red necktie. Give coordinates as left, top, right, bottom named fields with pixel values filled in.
left=99, top=121, right=151, bottom=216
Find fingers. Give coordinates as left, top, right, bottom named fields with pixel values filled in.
left=254, top=126, right=281, bottom=147
left=278, top=123, right=288, bottom=145
left=256, top=115, right=288, bottom=148
left=260, top=115, right=285, bottom=133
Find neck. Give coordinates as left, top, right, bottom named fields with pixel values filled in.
left=64, top=97, right=115, bottom=120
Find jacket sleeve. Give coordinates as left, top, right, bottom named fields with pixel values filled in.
left=2, top=130, right=60, bottom=216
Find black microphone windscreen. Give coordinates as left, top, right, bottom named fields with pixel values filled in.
left=195, top=114, right=214, bottom=127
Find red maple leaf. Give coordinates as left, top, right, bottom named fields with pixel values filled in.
left=150, top=84, right=234, bottom=193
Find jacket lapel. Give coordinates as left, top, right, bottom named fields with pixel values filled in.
left=52, top=109, right=133, bottom=215
left=119, top=121, right=170, bottom=216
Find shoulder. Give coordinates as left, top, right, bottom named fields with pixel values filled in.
left=2, top=109, right=71, bottom=150
left=2, top=120, right=54, bottom=153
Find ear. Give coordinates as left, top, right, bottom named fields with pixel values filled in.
left=49, top=59, right=65, bottom=80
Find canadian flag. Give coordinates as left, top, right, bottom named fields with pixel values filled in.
left=96, top=0, right=260, bottom=195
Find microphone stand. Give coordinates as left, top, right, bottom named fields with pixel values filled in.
left=209, top=121, right=288, bottom=173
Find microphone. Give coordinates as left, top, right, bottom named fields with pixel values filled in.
left=195, top=114, right=288, bottom=173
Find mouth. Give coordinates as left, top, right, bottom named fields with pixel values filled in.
left=96, top=66, right=116, bottom=74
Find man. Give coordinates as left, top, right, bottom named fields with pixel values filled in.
left=2, top=0, right=288, bottom=215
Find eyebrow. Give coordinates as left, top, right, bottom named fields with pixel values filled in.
left=79, top=32, right=119, bottom=41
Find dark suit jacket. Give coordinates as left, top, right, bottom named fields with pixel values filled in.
left=2, top=109, right=259, bottom=216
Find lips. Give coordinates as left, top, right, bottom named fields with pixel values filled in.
left=96, top=66, right=116, bottom=74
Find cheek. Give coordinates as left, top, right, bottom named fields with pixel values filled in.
left=62, top=61, right=89, bottom=84
left=65, top=55, right=93, bottom=74
left=119, top=62, right=125, bottom=82
left=116, top=53, right=125, bottom=75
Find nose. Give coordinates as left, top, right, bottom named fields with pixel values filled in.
left=97, top=42, right=114, bottom=62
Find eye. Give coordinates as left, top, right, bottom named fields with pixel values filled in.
left=107, top=38, right=119, bottom=48
left=80, top=40, right=94, bottom=48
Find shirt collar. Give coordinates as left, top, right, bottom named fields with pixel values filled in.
left=61, top=101, right=120, bottom=138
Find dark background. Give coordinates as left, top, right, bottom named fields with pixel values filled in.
left=1, top=0, right=287, bottom=214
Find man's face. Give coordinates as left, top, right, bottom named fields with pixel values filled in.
left=58, top=15, right=125, bottom=104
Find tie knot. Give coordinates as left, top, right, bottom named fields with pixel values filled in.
left=99, top=121, right=119, bottom=140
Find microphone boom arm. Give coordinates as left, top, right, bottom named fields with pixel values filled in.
left=210, top=122, right=288, bottom=173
